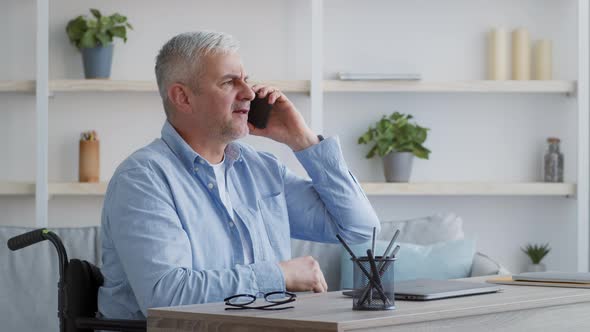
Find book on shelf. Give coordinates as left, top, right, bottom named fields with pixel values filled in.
left=338, top=72, right=422, bottom=81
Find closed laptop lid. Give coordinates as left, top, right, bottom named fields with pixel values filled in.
left=395, top=279, right=501, bottom=297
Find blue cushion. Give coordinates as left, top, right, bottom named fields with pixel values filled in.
left=340, top=238, right=476, bottom=289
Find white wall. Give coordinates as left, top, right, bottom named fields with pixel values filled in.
left=0, top=0, right=581, bottom=274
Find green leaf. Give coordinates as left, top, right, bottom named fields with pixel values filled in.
left=110, top=13, right=127, bottom=24
left=415, top=127, right=427, bottom=143
left=90, top=8, right=102, bottom=19
left=413, top=146, right=430, bottom=159
left=96, top=33, right=112, bottom=47
left=382, top=145, right=394, bottom=156
left=358, top=131, right=373, bottom=145
left=66, top=16, right=87, bottom=46
left=80, top=29, right=98, bottom=48
left=99, top=16, right=111, bottom=28
left=366, top=145, right=378, bottom=159
left=126, top=22, right=134, bottom=30
left=87, top=19, right=98, bottom=29
left=110, top=26, right=127, bottom=42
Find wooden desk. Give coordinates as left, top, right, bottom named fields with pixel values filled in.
left=147, top=277, right=590, bottom=331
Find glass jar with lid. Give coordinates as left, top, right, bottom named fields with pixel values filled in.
left=543, top=137, right=564, bottom=182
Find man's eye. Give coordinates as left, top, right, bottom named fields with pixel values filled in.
left=223, top=81, right=233, bottom=85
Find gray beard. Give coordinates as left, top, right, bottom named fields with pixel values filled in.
left=220, top=119, right=247, bottom=141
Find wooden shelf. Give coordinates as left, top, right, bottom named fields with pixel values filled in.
left=2, top=80, right=575, bottom=95
left=50, top=80, right=310, bottom=93
left=324, top=80, right=576, bottom=94
left=0, top=182, right=35, bottom=195
left=0, top=181, right=575, bottom=197
left=50, top=80, right=158, bottom=92
left=0, top=80, right=35, bottom=93
left=0, top=182, right=107, bottom=196
left=360, top=182, right=576, bottom=196
left=48, top=182, right=108, bottom=196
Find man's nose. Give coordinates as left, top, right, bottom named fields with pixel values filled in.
left=240, top=84, right=255, bottom=101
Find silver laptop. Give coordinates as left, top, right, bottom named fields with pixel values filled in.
left=343, top=279, right=501, bottom=301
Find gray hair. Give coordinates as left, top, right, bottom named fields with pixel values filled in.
left=155, top=31, right=240, bottom=118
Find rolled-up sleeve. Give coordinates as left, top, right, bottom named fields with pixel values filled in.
left=105, top=167, right=284, bottom=316
left=285, top=136, right=380, bottom=244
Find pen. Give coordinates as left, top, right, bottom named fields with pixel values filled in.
left=371, top=227, right=376, bottom=257
left=367, top=249, right=388, bottom=305
left=379, top=244, right=400, bottom=274
left=380, top=229, right=400, bottom=264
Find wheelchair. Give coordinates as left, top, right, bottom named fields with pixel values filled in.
left=7, top=228, right=146, bottom=332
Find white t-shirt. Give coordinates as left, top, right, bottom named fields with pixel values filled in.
left=210, top=158, right=254, bottom=265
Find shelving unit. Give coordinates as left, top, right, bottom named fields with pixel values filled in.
left=1, top=0, right=588, bottom=272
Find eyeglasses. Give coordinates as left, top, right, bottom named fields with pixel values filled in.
left=223, top=291, right=297, bottom=310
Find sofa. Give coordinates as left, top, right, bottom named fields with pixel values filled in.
left=0, top=213, right=508, bottom=331
left=291, top=212, right=510, bottom=291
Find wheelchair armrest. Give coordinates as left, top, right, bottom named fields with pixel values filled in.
left=75, top=317, right=146, bottom=332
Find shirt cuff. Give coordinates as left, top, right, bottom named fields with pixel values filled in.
left=294, top=136, right=345, bottom=181
left=250, top=261, right=286, bottom=294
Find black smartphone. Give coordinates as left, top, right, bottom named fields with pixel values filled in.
left=248, top=95, right=273, bottom=129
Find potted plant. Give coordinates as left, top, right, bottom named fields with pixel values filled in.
left=521, top=243, right=551, bottom=272
left=66, top=9, right=133, bottom=79
left=358, top=112, right=430, bottom=182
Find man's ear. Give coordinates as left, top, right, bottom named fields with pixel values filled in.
left=168, top=83, right=193, bottom=114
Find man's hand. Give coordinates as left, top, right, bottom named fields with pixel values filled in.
left=248, top=85, right=319, bottom=151
left=278, top=256, right=328, bottom=293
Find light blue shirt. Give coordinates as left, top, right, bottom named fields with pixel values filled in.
left=97, top=121, right=380, bottom=319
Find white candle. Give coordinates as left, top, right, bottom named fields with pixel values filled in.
left=512, top=28, right=531, bottom=80
left=533, top=39, right=552, bottom=80
left=488, top=28, right=510, bottom=80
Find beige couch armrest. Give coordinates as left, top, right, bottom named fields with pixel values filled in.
left=470, top=251, right=510, bottom=277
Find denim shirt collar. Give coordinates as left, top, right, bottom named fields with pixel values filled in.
left=161, top=120, right=242, bottom=172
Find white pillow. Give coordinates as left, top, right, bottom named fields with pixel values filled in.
left=378, top=212, right=465, bottom=245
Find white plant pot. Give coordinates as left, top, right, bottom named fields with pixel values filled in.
left=526, top=262, right=546, bottom=272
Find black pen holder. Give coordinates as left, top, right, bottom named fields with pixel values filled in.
left=352, top=256, right=396, bottom=310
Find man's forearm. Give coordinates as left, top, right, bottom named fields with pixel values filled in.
left=139, top=261, right=285, bottom=316
left=289, top=136, right=381, bottom=244
left=287, top=128, right=320, bottom=152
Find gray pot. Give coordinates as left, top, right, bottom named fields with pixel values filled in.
left=383, top=152, right=414, bottom=182
left=81, top=44, right=114, bottom=79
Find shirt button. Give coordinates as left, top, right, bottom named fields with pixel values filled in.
left=199, top=159, right=205, bottom=165
left=193, top=166, right=199, bottom=172
left=207, top=183, right=214, bottom=189
left=229, top=221, right=235, bottom=228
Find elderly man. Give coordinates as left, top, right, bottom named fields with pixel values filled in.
left=97, top=31, right=380, bottom=319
